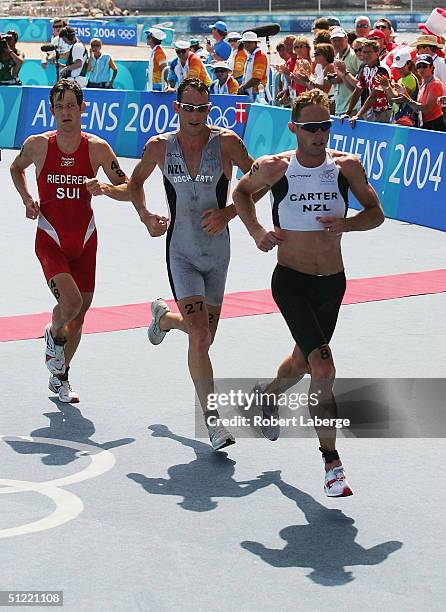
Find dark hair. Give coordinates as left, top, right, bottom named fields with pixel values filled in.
left=59, top=26, right=76, bottom=41
left=291, top=89, right=330, bottom=122
left=276, top=42, right=285, bottom=52
left=347, top=30, right=357, bottom=45
left=313, top=18, right=331, bottom=31
left=7, top=30, right=18, bottom=42
left=50, top=79, right=84, bottom=108
left=313, top=29, right=331, bottom=45
left=314, top=43, right=335, bottom=63
left=177, top=78, right=209, bottom=102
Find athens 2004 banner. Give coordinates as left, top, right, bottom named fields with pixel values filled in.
left=8, top=87, right=247, bottom=158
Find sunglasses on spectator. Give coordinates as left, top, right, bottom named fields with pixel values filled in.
left=354, top=48, right=363, bottom=53
left=375, top=24, right=389, bottom=30
left=293, top=120, right=333, bottom=133
left=175, top=49, right=188, bottom=54
left=356, top=23, right=369, bottom=28
left=228, top=38, right=239, bottom=42
left=214, top=69, right=228, bottom=73
left=178, top=102, right=211, bottom=113
left=294, top=44, right=308, bottom=49
left=53, top=24, right=63, bottom=29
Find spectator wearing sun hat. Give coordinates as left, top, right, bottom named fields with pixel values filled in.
left=167, top=40, right=212, bottom=91
left=206, top=20, right=231, bottom=62
left=238, top=31, right=268, bottom=100
left=410, top=34, right=446, bottom=90
left=226, top=32, right=248, bottom=83
left=209, top=61, right=239, bottom=94
left=145, top=27, right=168, bottom=91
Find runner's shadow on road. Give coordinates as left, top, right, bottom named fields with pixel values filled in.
left=241, top=471, right=402, bottom=586
left=127, top=424, right=275, bottom=512
left=6, top=398, right=135, bottom=465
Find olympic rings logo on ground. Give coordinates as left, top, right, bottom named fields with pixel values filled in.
left=0, top=435, right=116, bottom=539
left=208, top=106, right=237, bottom=129
left=117, top=29, right=136, bottom=39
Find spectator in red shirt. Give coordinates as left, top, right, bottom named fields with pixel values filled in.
left=342, top=40, right=392, bottom=122
left=400, top=54, right=445, bottom=131
left=374, top=18, right=398, bottom=52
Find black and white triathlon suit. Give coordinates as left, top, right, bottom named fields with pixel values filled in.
left=270, top=150, right=350, bottom=360
left=162, top=128, right=230, bottom=306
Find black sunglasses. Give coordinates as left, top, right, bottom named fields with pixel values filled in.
left=354, top=48, right=363, bottom=53
left=293, top=120, right=333, bottom=133
left=228, top=38, right=239, bottom=42
left=178, top=102, right=211, bottom=113
left=176, top=49, right=188, bottom=54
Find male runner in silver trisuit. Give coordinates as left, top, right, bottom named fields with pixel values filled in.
left=233, top=90, right=384, bottom=496
left=128, top=78, right=258, bottom=450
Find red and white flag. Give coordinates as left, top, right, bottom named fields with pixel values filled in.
left=236, top=102, right=247, bottom=124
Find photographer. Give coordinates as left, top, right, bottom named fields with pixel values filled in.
left=7, top=30, right=25, bottom=60
left=41, top=19, right=69, bottom=69
left=58, top=26, right=88, bottom=88
left=0, top=34, right=23, bottom=85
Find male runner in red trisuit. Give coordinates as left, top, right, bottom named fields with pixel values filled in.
left=10, top=80, right=130, bottom=403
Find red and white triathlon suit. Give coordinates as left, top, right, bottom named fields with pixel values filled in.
left=35, top=132, right=96, bottom=292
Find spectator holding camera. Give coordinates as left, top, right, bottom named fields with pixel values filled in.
left=41, top=18, right=69, bottom=69
left=0, top=34, right=23, bottom=85
left=87, top=38, right=117, bottom=89
left=206, top=21, right=231, bottom=62
left=7, top=30, right=24, bottom=60
left=58, top=26, right=89, bottom=88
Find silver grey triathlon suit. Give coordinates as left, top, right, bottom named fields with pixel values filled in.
left=162, top=128, right=230, bottom=306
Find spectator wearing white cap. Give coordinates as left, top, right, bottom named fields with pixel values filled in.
left=377, top=49, right=419, bottom=126
left=210, top=62, right=239, bottom=94
left=145, top=28, right=168, bottom=91
left=167, top=40, right=212, bottom=91
left=227, top=32, right=248, bottom=83
left=206, top=20, right=231, bottom=62
left=330, top=26, right=362, bottom=115
left=238, top=31, right=268, bottom=101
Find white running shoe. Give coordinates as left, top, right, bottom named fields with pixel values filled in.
left=148, top=298, right=170, bottom=345
left=206, top=423, right=236, bottom=451
left=324, top=466, right=353, bottom=497
left=251, top=382, right=280, bottom=442
left=49, top=375, right=79, bottom=403
left=44, top=323, right=66, bottom=375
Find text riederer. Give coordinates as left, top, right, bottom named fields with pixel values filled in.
left=207, top=390, right=319, bottom=411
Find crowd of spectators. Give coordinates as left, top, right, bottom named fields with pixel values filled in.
left=3, top=12, right=446, bottom=131
left=273, top=14, right=446, bottom=131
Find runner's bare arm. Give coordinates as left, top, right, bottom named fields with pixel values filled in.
left=202, top=132, right=267, bottom=235
left=128, top=137, right=168, bottom=237
left=86, top=141, right=130, bottom=201
left=317, top=155, right=384, bottom=233
left=233, top=155, right=286, bottom=251
left=10, top=137, right=42, bottom=219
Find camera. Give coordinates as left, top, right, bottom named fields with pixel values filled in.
left=0, top=33, right=10, bottom=52
left=326, top=73, right=337, bottom=81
